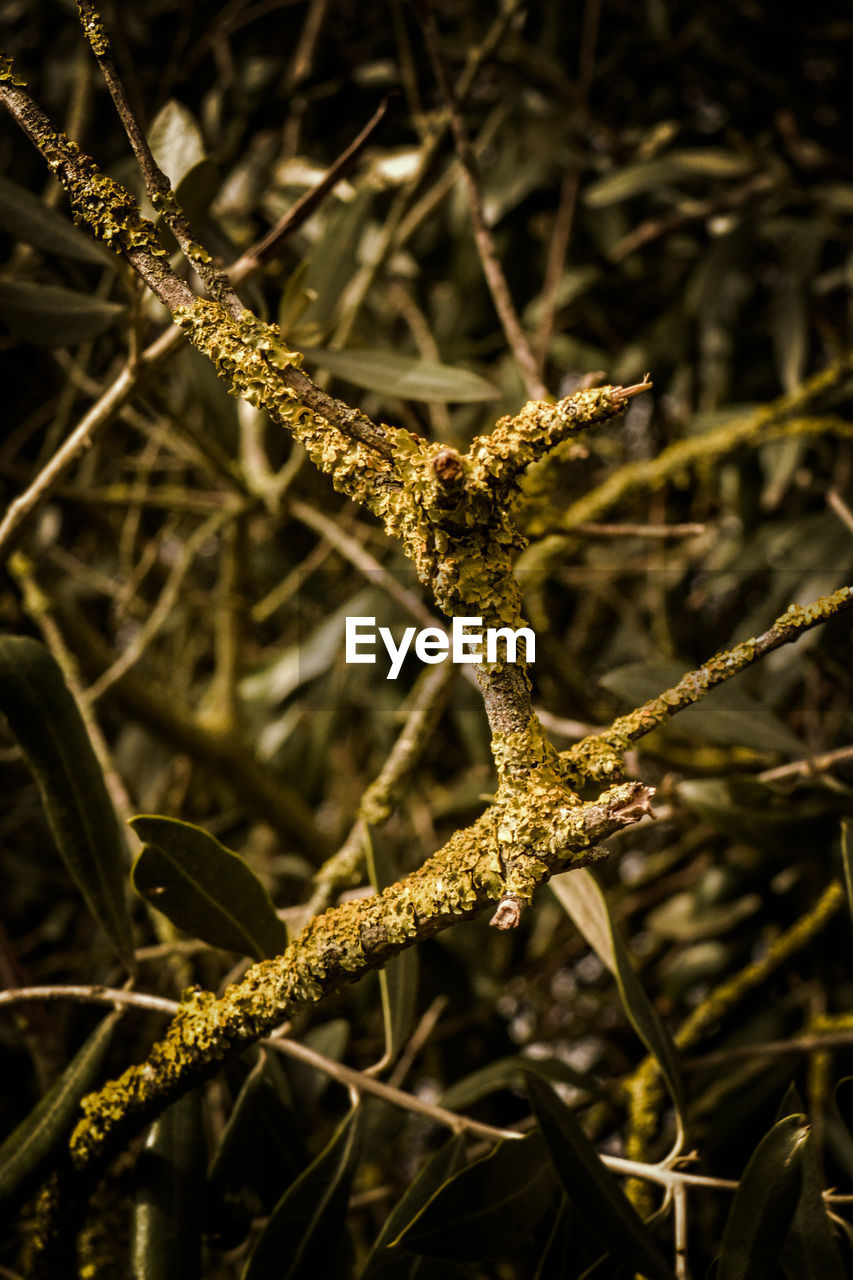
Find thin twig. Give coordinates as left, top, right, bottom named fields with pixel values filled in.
left=566, top=584, right=853, bottom=767
left=0, top=78, right=399, bottom=562
left=535, top=168, right=580, bottom=370
left=231, top=97, right=391, bottom=278
left=758, top=742, right=853, bottom=785
left=572, top=522, right=706, bottom=538
left=77, top=0, right=244, bottom=319
left=86, top=511, right=230, bottom=702
left=828, top=488, right=853, bottom=535
left=0, top=982, right=741, bottom=1192
left=417, top=0, right=547, bottom=400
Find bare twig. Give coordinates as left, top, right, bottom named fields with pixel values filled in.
left=758, top=742, right=853, bottom=785
left=571, top=521, right=706, bottom=539
left=535, top=169, right=580, bottom=369
left=231, top=97, right=391, bottom=277
left=828, top=488, right=853, bottom=535
left=77, top=0, right=244, bottom=318
left=416, top=1, right=547, bottom=400
left=0, top=80, right=398, bottom=562
left=0, top=982, right=740, bottom=1192
left=566, top=585, right=853, bottom=775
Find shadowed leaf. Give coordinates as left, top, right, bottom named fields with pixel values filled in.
left=0, top=175, right=111, bottom=263
left=131, top=1091, right=205, bottom=1280
left=360, top=1133, right=467, bottom=1278
left=0, top=635, right=135, bottom=968
left=242, top=1106, right=360, bottom=1280
left=0, top=1013, right=118, bottom=1211
left=365, top=824, right=418, bottom=1073
left=304, top=347, right=499, bottom=402
left=0, top=278, right=124, bottom=346
left=397, top=1130, right=557, bottom=1261
left=130, top=815, right=287, bottom=960
left=525, top=1073, right=675, bottom=1280
left=718, top=1114, right=809, bottom=1280
left=550, top=868, right=684, bottom=1131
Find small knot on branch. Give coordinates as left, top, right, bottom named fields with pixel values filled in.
left=612, top=373, right=653, bottom=402
left=489, top=894, right=526, bottom=931
left=431, top=447, right=467, bottom=505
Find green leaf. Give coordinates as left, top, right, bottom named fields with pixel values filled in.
left=0, top=175, right=111, bottom=264
left=207, top=1052, right=308, bottom=1233
left=0, top=278, right=124, bottom=347
left=365, top=824, right=418, bottom=1073
left=148, top=100, right=206, bottom=190
left=0, top=1012, right=118, bottom=1210
left=770, top=1085, right=846, bottom=1275
left=0, top=635, right=135, bottom=969
left=130, top=815, right=288, bottom=961
left=781, top=1131, right=846, bottom=1279
left=440, top=1054, right=604, bottom=1112
left=678, top=777, right=850, bottom=848
left=397, top=1130, right=557, bottom=1261
left=549, top=868, right=684, bottom=1128
left=525, top=1073, right=675, bottom=1280
left=131, top=1091, right=205, bottom=1280
left=600, top=660, right=803, bottom=755
left=359, top=1134, right=467, bottom=1278
left=304, top=347, right=498, bottom=403
left=717, top=1114, right=809, bottom=1280
left=283, top=1019, right=350, bottom=1109
left=302, top=187, right=373, bottom=335
left=584, top=149, right=751, bottom=207
left=242, top=1106, right=360, bottom=1280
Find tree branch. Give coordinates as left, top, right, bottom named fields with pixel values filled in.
left=564, top=584, right=853, bottom=781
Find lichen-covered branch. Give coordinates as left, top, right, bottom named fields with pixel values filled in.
left=467, top=377, right=652, bottom=495
left=622, top=878, right=844, bottom=1213
left=76, top=0, right=244, bottom=318
left=564, top=585, right=853, bottom=785
left=0, top=72, right=395, bottom=462
left=520, top=357, right=853, bottom=545
left=28, top=778, right=653, bottom=1272
left=310, top=661, right=458, bottom=910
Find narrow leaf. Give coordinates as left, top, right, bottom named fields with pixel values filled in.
left=242, top=1106, right=360, bottom=1280
left=584, top=149, right=751, bottom=207
left=131, top=1091, right=205, bottom=1280
left=365, top=824, right=418, bottom=1072
left=130, top=815, right=288, bottom=961
left=207, top=1051, right=308, bottom=1232
left=0, top=175, right=110, bottom=263
left=304, top=347, right=499, bottom=403
left=525, top=1073, right=675, bottom=1280
left=841, top=819, right=853, bottom=928
left=550, top=868, right=684, bottom=1127
left=0, top=1013, right=118, bottom=1210
left=148, top=100, right=206, bottom=189
left=781, top=1127, right=846, bottom=1279
left=601, top=660, right=803, bottom=755
left=0, top=636, right=135, bottom=968
left=440, top=1054, right=605, bottom=1112
left=717, top=1114, right=809, bottom=1280
left=0, top=278, right=124, bottom=346
left=359, top=1133, right=467, bottom=1278
left=397, top=1130, right=557, bottom=1261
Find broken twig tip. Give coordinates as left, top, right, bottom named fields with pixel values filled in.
left=489, top=895, right=526, bottom=931
left=615, top=374, right=654, bottom=401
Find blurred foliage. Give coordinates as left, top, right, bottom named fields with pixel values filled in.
left=1, top=0, right=853, bottom=1276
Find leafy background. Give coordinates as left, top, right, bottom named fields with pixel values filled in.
left=1, top=0, right=853, bottom=1276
